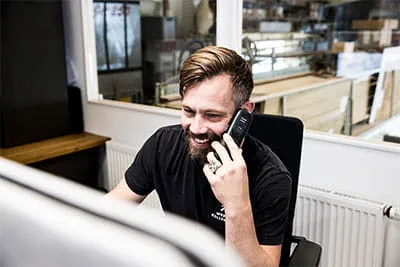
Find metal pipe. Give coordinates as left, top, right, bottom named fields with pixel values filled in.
left=344, top=81, right=354, bottom=136
left=390, top=70, right=397, bottom=117
left=280, top=96, right=287, bottom=115
left=384, top=205, right=400, bottom=222
left=155, top=82, right=161, bottom=105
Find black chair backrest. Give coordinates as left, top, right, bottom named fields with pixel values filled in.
left=249, top=113, right=304, bottom=266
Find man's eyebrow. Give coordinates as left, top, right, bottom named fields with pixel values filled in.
left=182, top=104, right=192, bottom=109
left=182, top=105, right=228, bottom=115
left=203, top=110, right=228, bottom=116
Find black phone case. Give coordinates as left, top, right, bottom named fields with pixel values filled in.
left=223, top=109, right=253, bottom=148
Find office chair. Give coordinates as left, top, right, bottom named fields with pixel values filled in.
left=249, top=113, right=322, bottom=267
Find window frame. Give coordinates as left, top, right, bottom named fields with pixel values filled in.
left=81, top=0, right=243, bottom=104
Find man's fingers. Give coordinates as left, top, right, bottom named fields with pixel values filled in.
left=222, top=134, right=243, bottom=161
left=203, top=164, right=218, bottom=184
left=207, top=151, right=219, bottom=163
left=206, top=152, right=221, bottom=173
left=211, top=141, right=231, bottom=163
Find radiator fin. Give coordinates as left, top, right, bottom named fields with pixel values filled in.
left=106, top=142, right=137, bottom=190
left=106, top=141, right=163, bottom=211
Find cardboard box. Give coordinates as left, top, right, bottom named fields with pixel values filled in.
left=332, top=42, right=355, bottom=53
left=352, top=19, right=398, bottom=30
left=357, top=30, right=392, bottom=47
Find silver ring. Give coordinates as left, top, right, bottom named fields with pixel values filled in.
left=208, top=160, right=221, bottom=174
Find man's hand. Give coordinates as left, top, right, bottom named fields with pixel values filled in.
left=203, top=133, right=281, bottom=267
left=203, top=133, right=250, bottom=212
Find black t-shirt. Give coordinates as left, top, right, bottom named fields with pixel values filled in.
left=125, top=125, right=291, bottom=245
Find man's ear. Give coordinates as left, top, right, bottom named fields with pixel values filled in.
left=241, top=101, right=255, bottom=113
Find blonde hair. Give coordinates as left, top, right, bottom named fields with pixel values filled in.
left=179, top=46, right=253, bottom=108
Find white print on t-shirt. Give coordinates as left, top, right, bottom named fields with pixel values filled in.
left=211, top=205, right=225, bottom=222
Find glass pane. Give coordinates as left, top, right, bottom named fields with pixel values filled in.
left=241, top=0, right=400, bottom=137
left=105, top=3, right=126, bottom=70
left=126, top=4, right=142, bottom=68
left=93, top=0, right=217, bottom=106
left=94, top=2, right=107, bottom=71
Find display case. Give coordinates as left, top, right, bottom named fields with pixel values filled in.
left=241, top=0, right=335, bottom=80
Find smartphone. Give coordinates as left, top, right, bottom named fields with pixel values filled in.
left=223, top=109, right=253, bottom=148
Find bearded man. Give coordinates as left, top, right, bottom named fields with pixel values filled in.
left=106, top=46, right=291, bottom=267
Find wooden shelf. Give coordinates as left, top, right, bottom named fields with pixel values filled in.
left=0, top=132, right=111, bottom=165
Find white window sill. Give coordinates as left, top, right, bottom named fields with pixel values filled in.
left=87, top=99, right=181, bottom=118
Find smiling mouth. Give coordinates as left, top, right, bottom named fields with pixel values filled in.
left=192, top=137, right=210, bottom=147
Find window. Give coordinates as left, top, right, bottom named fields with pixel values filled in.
left=94, top=1, right=142, bottom=71
left=240, top=0, right=400, bottom=137
left=93, top=0, right=217, bottom=105
left=94, top=1, right=142, bottom=101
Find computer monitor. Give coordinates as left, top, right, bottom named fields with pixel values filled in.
left=0, top=158, right=244, bottom=267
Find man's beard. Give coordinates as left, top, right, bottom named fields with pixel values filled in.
left=184, top=129, right=221, bottom=163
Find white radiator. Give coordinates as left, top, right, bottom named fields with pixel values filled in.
left=294, top=185, right=387, bottom=267
left=106, top=142, right=389, bottom=266
left=106, top=141, right=137, bottom=191
left=106, top=141, right=163, bottom=211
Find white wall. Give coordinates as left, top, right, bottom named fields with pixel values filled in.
left=301, top=132, right=400, bottom=205
left=85, top=101, right=179, bottom=148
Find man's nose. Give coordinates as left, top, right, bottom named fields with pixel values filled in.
left=190, top=115, right=207, bottom=135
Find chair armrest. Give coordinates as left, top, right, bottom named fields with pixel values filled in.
left=288, top=236, right=322, bottom=267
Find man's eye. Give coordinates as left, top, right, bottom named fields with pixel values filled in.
left=206, top=113, right=220, bottom=119
left=184, top=108, right=194, bottom=115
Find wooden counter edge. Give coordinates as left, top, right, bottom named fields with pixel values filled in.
left=159, top=71, right=314, bottom=102
left=251, top=77, right=352, bottom=103
left=160, top=76, right=352, bottom=110
left=0, top=132, right=111, bottom=165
